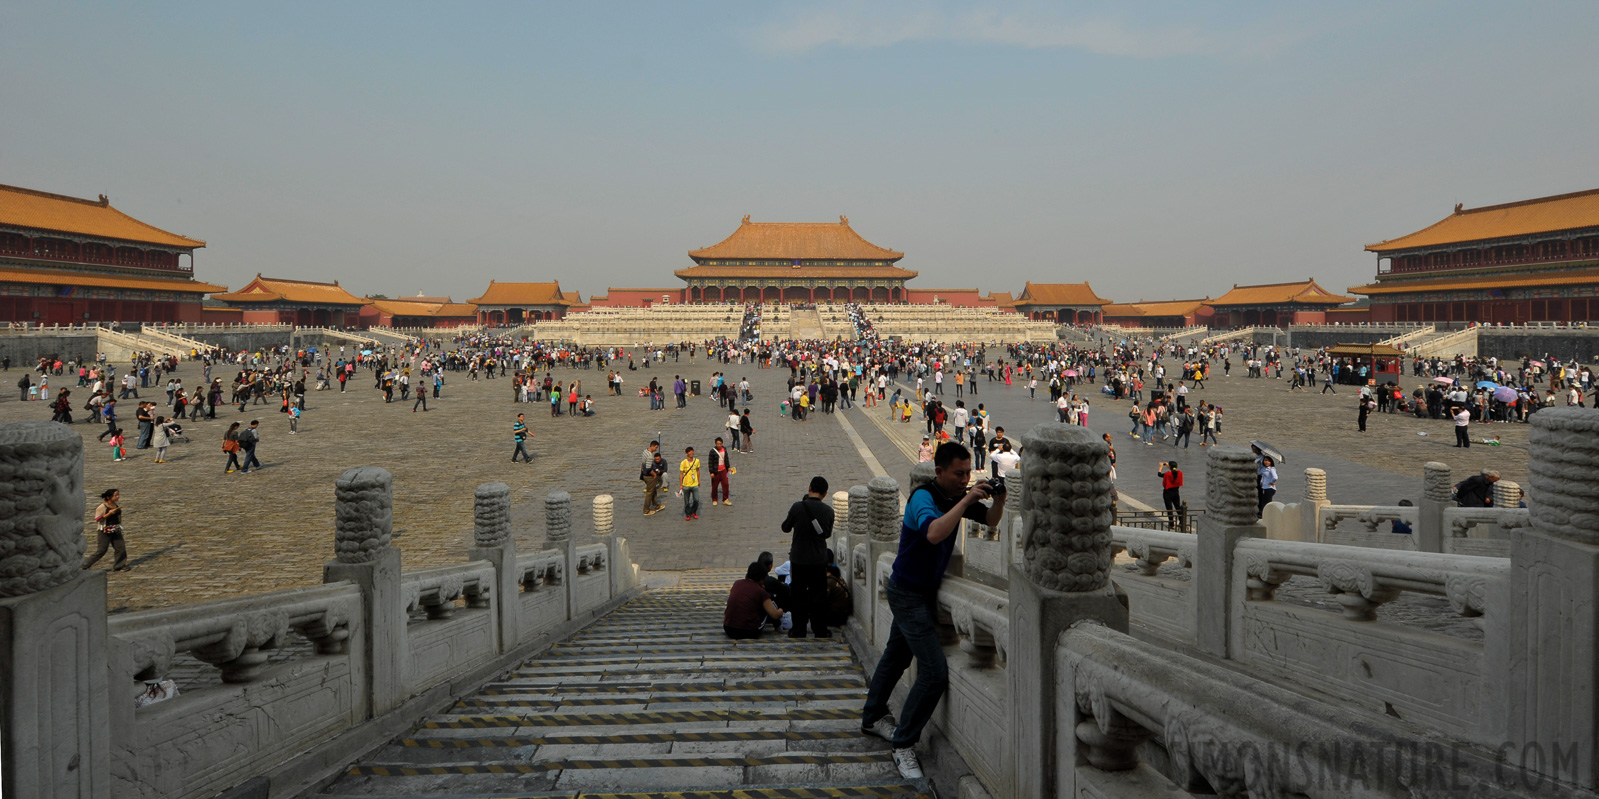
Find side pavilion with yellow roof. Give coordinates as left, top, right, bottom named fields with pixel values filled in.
left=467, top=281, right=576, bottom=325
left=0, top=183, right=224, bottom=324
left=1205, top=279, right=1352, bottom=328
left=1011, top=282, right=1110, bottom=324
left=211, top=275, right=368, bottom=327
left=1353, top=187, right=1599, bottom=324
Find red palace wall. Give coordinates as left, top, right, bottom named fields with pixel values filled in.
left=0, top=296, right=209, bottom=325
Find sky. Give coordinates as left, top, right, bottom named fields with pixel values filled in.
left=3, top=1, right=1598, bottom=304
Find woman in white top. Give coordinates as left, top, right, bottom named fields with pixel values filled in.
left=1257, top=456, right=1279, bottom=516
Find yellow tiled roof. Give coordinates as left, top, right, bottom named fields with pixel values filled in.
left=985, top=292, right=1016, bottom=309
left=675, top=264, right=917, bottom=279
left=469, top=281, right=572, bottom=306
left=1367, top=188, right=1599, bottom=253
left=0, top=183, right=205, bottom=248
left=0, top=266, right=224, bottom=294
left=212, top=275, right=366, bottom=305
left=690, top=216, right=903, bottom=261
left=1102, top=299, right=1210, bottom=317
left=367, top=299, right=478, bottom=317
left=1013, top=282, right=1110, bottom=307
left=1349, top=268, right=1599, bottom=295
left=1207, top=280, right=1350, bottom=307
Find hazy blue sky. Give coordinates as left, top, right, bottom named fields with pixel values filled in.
left=4, top=2, right=1597, bottom=303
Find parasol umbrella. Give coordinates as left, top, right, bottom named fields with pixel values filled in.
left=1432, top=377, right=1456, bottom=385
left=1249, top=440, right=1286, bottom=465
left=1493, top=386, right=1518, bottom=403
left=1063, top=369, right=1078, bottom=377
left=1475, top=380, right=1498, bottom=389
left=1528, top=359, right=1545, bottom=367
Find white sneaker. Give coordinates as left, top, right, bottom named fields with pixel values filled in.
left=892, top=746, right=924, bottom=779
left=862, top=714, right=897, bottom=741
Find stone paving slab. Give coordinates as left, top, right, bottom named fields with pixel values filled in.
left=0, top=358, right=872, bottom=611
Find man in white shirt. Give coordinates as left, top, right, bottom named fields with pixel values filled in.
left=951, top=402, right=969, bottom=442
left=1453, top=407, right=1472, bottom=448
left=727, top=409, right=742, bottom=451
left=1056, top=393, right=1071, bottom=423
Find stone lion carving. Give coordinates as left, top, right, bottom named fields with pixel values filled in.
left=334, top=466, right=393, bottom=564
left=473, top=482, right=511, bottom=547
left=1018, top=424, right=1113, bottom=592
left=0, top=422, right=86, bottom=596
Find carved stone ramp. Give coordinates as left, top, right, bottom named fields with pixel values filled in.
left=319, top=576, right=927, bottom=798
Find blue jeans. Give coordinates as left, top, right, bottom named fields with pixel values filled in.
left=862, top=579, right=947, bottom=749
left=241, top=446, right=262, bottom=472
left=682, top=486, right=700, bottom=517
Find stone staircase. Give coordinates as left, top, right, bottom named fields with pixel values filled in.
left=320, top=574, right=926, bottom=798
left=790, top=309, right=826, bottom=341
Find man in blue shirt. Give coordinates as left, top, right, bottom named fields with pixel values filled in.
left=861, top=442, right=1006, bottom=779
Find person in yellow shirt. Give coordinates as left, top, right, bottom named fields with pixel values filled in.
left=679, top=446, right=702, bottom=520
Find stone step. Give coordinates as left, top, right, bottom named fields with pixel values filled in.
left=477, top=676, right=865, bottom=697
left=321, top=585, right=918, bottom=798
left=331, top=750, right=901, bottom=794
left=375, top=729, right=889, bottom=764
left=325, top=780, right=926, bottom=798
left=423, top=707, right=861, bottom=729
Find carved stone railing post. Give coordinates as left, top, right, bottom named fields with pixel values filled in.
left=0, top=422, right=110, bottom=798
left=1418, top=462, right=1451, bottom=552
left=1510, top=407, right=1599, bottom=788
left=831, top=489, right=851, bottom=566
left=323, top=466, right=403, bottom=716
left=546, top=491, right=577, bottom=620
left=1195, top=445, right=1264, bottom=660
left=1011, top=423, right=1127, bottom=799
left=1292, top=467, right=1329, bottom=542
left=1492, top=479, right=1521, bottom=510
left=593, top=494, right=628, bottom=597
left=865, top=476, right=900, bottom=647
left=468, top=482, right=517, bottom=652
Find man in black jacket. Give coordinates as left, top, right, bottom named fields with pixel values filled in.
left=1454, top=469, right=1500, bottom=507
left=780, top=476, right=835, bottom=638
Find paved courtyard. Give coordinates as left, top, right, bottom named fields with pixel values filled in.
left=0, top=341, right=1531, bottom=612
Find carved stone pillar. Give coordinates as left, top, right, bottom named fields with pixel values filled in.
left=831, top=490, right=851, bottom=566
left=1292, top=467, right=1330, bottom=542
left=1195, top=445, right=1264, bottom=660
left=546, top=491, right=578, bottom=620
left=0, top=422, right=109, bottom=799
left=865, top=476, right=900, bottom=649
left=468, top=482, right=518, bottom=652
left=593, top=494, right=627, bottom=597
left=1010, top=423, right=1128, bottom=799
left=1509, top=408, right=1599, bottom=787
left=323, top=466, right=403, bottom=716
left=1492, top=479, right=1522, bottom=509
left=1417, top=461, right=1451, bottom=553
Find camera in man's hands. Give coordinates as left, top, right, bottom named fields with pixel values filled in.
left=984, top=476, right=1006, bottom=496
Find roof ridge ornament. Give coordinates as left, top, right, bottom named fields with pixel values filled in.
left=840, top=215, right=849, bottom=224
left=1454, top=203, right=1464, bottom=214
left=98, top=194, right=108, bottom=206
left=741, top=215, right=750, bottom=224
